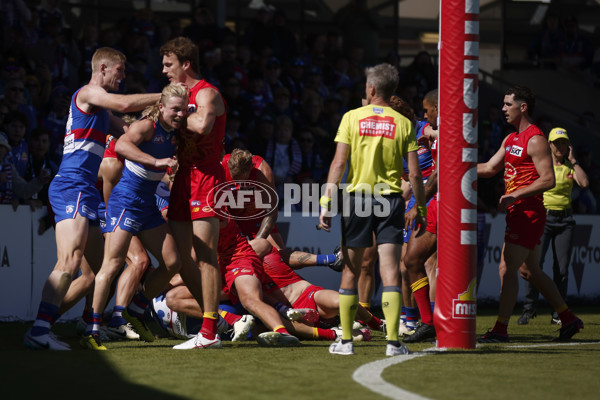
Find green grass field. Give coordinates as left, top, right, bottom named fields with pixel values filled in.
left=2, top=306, right=599, bottom=400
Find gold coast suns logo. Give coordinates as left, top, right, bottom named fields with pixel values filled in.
left=504, top=162, right=517, bottom=182
left=452, top=278, right=477, bottom=319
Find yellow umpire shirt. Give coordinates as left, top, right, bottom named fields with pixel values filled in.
left=334, top=104, right=419, bottom=194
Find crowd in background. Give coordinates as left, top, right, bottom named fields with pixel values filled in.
left=1, top=0, right=599, bottom=214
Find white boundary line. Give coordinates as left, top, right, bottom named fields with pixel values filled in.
left=353, top=342, right=600, bottom=400
left=352, top=353, right=433, bottom=400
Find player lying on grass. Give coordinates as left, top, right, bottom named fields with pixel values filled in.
left=172, top=217, right=301, bottom=349
left=164, top=238, right=384, bottom=342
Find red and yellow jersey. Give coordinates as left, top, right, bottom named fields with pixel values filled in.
left=504, top=124, right=544, bottom=205
left=217, top=218, right=255, bottom=262
left=221, top=153, right=278, bottom=239
left=178, top=80, right=226, bottom=168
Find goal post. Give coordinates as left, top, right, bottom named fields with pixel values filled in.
left=435, top=0, right=479, bottom=349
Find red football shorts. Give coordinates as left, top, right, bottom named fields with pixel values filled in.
left=505, top=202, right=546, bottom=250
left=426, top=197, right=438, bottom=234
left=168, top=163, right=225, bottom=221
left=220, top=253, right=273, bottom=304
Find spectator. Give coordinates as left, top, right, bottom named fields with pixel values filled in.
left=263, top=86, right=293, bottom=119
left=218, top=42, right=247, bottom=89
left=41, top=85, right=70, bottom=164
left=401, top=51, right=438, bottom=101
left=224, top=109, right=247, bottom=153
left=334, top=0, right=381, bottom=65
left=249, top=113, right=276, bottom=158
left=0, top=133, right=48, bottom=208
left=2, top=78, right=38, bottom=134
left=242, top=69, right=269, bottom=118
left=183, top=5, right=225, bottom=50
left=243, top=5, right=275, bottom=56
left=2, top=110, right=29, bottom=177
left=262, top=56, right=284, bottom=102
left=32, top=16, right=81, bottom=90
left=271, top=10, right=297, bottom=63
left=297, top=90, right=329, bottom=145
left=305, top=65, right=329, bottom=99
left=24, top=127, right=58, bottom=208
left=221, top=76, right=253, bottom=128
left=528, top=11, right=564, bottom=69
left=296, top=128, right=326, bottom=184
left=264, top=115, right=302, bottom=202
left=559, top=15, right=594, bottom=70
left=78, top=24, right=100, bottom=83
left=282, top=57, right=305, bottom=109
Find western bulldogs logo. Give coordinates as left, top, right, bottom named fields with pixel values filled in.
left=66, top=205, right=74, bottom=214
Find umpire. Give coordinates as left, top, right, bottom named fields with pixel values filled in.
left=518, top=127, right=589, bottom=325
left=319, top=63, right=427, bottom=356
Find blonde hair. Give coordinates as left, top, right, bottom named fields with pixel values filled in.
left=91, top=47, right=126, bottom=74
left=141, top=83, right=188, bottom=122
left=228, top=148, right=254, bottom=179
left=121, top=114, right=138, bottom=125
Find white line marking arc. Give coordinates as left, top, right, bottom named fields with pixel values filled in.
left=352, top=342, right=600, bottom=399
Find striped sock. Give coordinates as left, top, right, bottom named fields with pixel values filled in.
left=401, top=305, right=407, bottom=325
left=110, top=305, right=127, bottom=327
left=127, top=292, right=150, bottom=318
left=219, top=309, right=241, bottom=326
left=90, top=313, right=102, bottom=335
left=406, top=307, right=419, bottom=329
left=274, top=325, right=290, bottom=335
left=30, top=302, right=59, bottom=337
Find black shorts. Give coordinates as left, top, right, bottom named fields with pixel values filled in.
left=341, top=194, right=405, bottom=248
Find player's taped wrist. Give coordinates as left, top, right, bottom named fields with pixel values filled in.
left=417, top=205, right=427, bottom=217
left=319, top=196, right=332, bottom=209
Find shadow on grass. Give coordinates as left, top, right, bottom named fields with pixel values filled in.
left=0, top=322, right=188, bottom=400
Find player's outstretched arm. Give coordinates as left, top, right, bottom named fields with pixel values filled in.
left=78, top=84, right=160, bottom=114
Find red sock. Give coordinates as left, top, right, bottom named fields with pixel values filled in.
left=492, top=318, right=508, bottom=335
left=219, top=310, right=241, bottom=326
left=558, top=308, right=577, bottom=326
left=413, top=285, right=433, bottom=325
left=200, top=312, right=218, bottom=339
left=314, top=327, right=337, bottom=340
left=274, top=325, right=289, bottom=335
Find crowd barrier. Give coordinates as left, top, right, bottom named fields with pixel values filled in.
left=1, top=205, right=598, bottom=320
